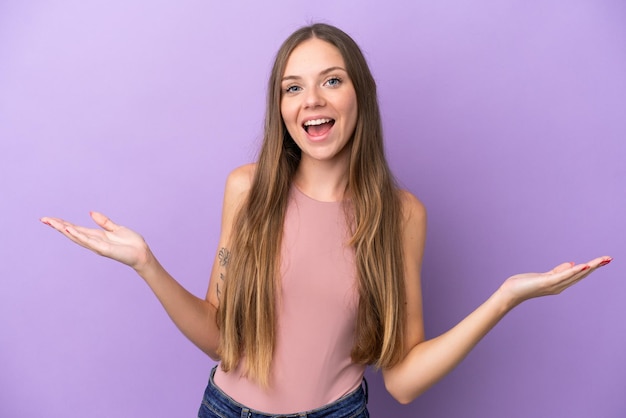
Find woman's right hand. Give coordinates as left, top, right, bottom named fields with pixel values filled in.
left=42, top=211, right=223, bottom=358
left=41, top=211, right=151, bottom=271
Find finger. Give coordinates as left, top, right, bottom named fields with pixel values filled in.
left=590, top=256, right=613, bottom=268
left=556, top=259, right=609, bottom=290
left=43, top=222, right=92, bottom=249
left=90, top=211, right=118, bottom=232
left=40, top=217, right=54, bottom=227
left=564, top=263, right=603, bottom=288
left=40, top=216, right=67, bottom=227
left=41, top=217, right=73, bottom=234
left=69, top=223, right=106, bottom=236
left=570, top=256, right=613, bottom=273
left=547, top=263, right=590, bottom=285
left=598, top=257, right=613, bottom=267
left=65, top=224, right=109, bottom=253
left=551, top=262, right=575, bottom=274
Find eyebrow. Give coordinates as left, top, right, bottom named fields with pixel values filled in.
left=281, top=66, right=347, bottom=82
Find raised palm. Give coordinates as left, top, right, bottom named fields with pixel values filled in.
left=500, top=257, right=611, bottom=306
left=41, top=211, right=150, bottom=270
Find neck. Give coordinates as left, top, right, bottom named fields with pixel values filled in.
left=294, top=153, right=350, bottom=203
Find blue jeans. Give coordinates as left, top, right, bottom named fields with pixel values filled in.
left=198, top=366, right=369, bottom=418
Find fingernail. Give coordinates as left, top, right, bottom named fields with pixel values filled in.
left=599, top=258, right=613, bottom=267
left=581, top=265, right=591, bottom=271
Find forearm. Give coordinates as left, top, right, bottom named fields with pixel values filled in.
left=384, top=287, right=514, bottom=404
left=135, top=251, right=221, bottom=359
left=40, top=213, right=222, bottom=358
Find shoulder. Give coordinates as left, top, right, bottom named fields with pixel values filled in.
left=225, top=163, right=256, bottom=194
left=397, top=189, right=427, bottom=227
left=396, top=189, right=427, bottom=253
left=224, top=164, right=256, bottom=201
left=221, top=163, right=257, bottom=219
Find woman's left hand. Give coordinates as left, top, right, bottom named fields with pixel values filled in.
left=500, top=256, right=613, bottom=307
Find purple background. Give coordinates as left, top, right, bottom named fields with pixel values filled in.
left=1, top=1, right=624, bottom=417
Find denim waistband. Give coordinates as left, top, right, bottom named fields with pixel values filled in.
left=198, top=366, right=368, bottom=418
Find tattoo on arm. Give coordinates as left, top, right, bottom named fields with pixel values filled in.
left=218, top=248, right=231, bottom=266
left=217, top=248, right=230, bottom=300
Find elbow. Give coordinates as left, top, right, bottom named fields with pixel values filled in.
left=384, top=375, right=420, bottom=405
left=394, top=394, right=415, bottom=406
left=385, top=385, right=415, bottom=405
left=198, top=334, right=221, bottom=361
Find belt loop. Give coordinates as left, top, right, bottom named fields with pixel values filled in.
left=241, top=408, right=250, bottom=418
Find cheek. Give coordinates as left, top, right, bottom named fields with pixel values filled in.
left=347, top=100, right=358, bottom=132
left=341, top=90, right=358, bottom=126
left=280, top=103, right=301, bottom=140
left=280, top=101, right=297, bottom=126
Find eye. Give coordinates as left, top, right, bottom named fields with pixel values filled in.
left=324, top=77, right=342, bottom=87
left=284, top=85, right=301, bottom=93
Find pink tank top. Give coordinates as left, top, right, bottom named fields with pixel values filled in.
left=213, top=186, right=365, bottom=413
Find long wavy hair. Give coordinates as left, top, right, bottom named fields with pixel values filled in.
left=217, top=23, right=406, bottom=387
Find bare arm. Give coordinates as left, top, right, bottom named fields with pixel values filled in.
left=204, top=164, right=255, bottom=317
left=382, top=192, right=612, bottom=404
left=41, top=164, right=255, bottom=360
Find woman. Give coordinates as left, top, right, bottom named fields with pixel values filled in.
left=41, top=23, right=611, bottom=417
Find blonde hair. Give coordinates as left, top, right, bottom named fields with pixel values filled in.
left=217, top=23, right=406, bottom=387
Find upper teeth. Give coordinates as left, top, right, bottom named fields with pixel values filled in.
left=304, top=118, right=332, bottom=126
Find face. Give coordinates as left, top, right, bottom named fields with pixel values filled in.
left=280, top=38, right=358, bottom=166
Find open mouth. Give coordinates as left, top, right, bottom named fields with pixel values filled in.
left=303, top=118, right=335, bottom=136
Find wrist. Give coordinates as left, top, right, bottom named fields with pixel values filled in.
left=132, top=246, right=158, bottom=276
left=493, top=284, right=521, bottom=314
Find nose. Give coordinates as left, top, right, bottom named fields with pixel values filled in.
left=303, top=86, right=325, bottom=108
